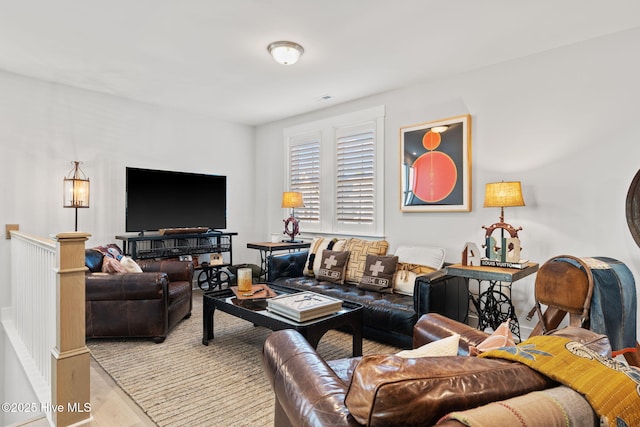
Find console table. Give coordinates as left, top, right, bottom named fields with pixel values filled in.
left=445, top=262, right=539, bottom=341
left=247, top=241, right=311, bottom=280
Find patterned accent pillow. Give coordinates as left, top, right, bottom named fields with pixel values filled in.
left=304, top=237, right=348, bottom=276
left=357, top=255, right=398, bottom=293
left=93, top=243, right=125, bottom=258
left=102, top=255, right=127, bottom=273
left=316, top=250, right=350, bottom=284
left=344, top=238, right=389, bottom=284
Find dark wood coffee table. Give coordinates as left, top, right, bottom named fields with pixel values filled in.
left=202, top=283, right=363, bottom=356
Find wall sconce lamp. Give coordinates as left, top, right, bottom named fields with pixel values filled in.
left=281, top=191, right=304, bottom=242
left=267, top=41, right=304, bottom=65
left=63, top=161, right=90, bottom=232
left=482, top=181, right=525, bottom=262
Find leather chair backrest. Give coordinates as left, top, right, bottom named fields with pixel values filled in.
left=534, top=255, right=594, bottom=330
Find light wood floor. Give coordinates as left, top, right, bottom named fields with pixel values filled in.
left=15, top=357, right=156, bottom=427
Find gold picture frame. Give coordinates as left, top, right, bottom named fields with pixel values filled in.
left=400, top=114, right=472, bottom=212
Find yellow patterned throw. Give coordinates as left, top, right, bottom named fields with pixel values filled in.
left=480, top=335, right=640, bottom=427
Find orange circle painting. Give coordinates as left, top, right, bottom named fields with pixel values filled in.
left=422, top=130, right=441, bottom=150
left=412, top=149, right=457, bottom=203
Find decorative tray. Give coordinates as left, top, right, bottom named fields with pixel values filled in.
left=230, top=283, right=277, bottom=300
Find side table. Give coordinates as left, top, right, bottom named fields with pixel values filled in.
left=445, top=262, right=539, bottom=341
left=247, top=241, right=311, bottom=280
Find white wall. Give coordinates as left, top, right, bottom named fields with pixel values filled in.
left=0, top=72, right=260, bottom=422
left=0, top=70, right=259, bottom=310
left=256, top=27, right=640, bottom=334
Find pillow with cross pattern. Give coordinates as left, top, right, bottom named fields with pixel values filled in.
left=316, top=250, right=350, bottom=284
left=357, top=254, right=399, bottom=293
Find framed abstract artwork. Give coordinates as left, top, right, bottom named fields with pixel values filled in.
left=400, top=114, right=472, bottom=212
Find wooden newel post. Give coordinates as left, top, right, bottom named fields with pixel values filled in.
left=51, top=232, right=92, bottom=426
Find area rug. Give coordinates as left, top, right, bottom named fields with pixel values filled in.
left=87, top=291, right=401, bottom=426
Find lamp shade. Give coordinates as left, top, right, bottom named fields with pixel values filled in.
left=281, top=191, right=304, bottom=209
left=267, top=41, right=304, bottom=65
left=63, top=161, right=90, bottom=208
left=483, top=181, right=525, bottom=208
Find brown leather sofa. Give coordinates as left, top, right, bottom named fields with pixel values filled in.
left=262, top=313, right=609, bottom=426
left=85, top=247, right=193, bottom=343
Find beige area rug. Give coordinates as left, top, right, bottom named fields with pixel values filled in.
left=87, top=291, right=401, bottom=427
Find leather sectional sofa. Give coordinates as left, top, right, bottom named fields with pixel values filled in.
left=263, top=313, right=610, bottom=426
left=84, top=245, right=193, bottom=343
left=268, top=249, right=468, bottom=348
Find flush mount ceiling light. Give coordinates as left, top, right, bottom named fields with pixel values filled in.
left=267, top=41, right=304, bottom=65
left=431, top=126, right=449, bottom=133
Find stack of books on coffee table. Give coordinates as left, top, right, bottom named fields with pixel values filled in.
left=267, top=291, right=343, bottom=322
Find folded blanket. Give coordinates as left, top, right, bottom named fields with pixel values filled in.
left=554, top=256, right=638, bottom=356
left=437, top=385, right=597, bottom=426
left=480, top=335, right=640, bottom=427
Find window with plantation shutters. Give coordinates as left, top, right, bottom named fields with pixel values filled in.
left=285, top=105, right=385, bottom=236
left=336, top=124, right=375, bottom=226
left=289, top=137, right=321, bottom=225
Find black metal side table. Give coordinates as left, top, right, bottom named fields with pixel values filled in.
left=445, top=262, right=539, bottom=341
left=247, top=241, right=311, bottom=280
left=196, top=262, right=231, bottom=291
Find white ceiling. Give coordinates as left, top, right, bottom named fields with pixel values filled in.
left=1, top=0, right=639, bottom=126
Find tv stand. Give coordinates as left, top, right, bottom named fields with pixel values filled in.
left=116, top=231, right=237, bottom=261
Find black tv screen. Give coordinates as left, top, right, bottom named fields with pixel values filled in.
left=126, top=167, right=227, bottom=232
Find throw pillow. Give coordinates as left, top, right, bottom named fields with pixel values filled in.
left=395, top=333, right=460, bottom=358
left=393, top=263, right=437, bottom=296
left=93, top=243, right=124, bottom=257
left=120, top=256, right=143, bottom=273
left=357, top=255, right=398, bottom=293
left=304, top=237, right=348, bottom=276
left=469, top=319, right=515, bottom=356
left=344, top=238, right=389, bottom=284
left=394, top=246, right=446, bottom=269
left=102, top=255, right=127, bottom=273
left=316, top=250, right=350, bottom=284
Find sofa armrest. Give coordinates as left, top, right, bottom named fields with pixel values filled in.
left=267, top=250, right=308, bottom=281
left=413, top=313, right=490, bottom=355
left=85, top=272, right=169, bottom=301
left=262, top=329, right=360, bottom=427
left=137, top=259, right=194, bottom=282
left=414, top=270, right=468, bottom=322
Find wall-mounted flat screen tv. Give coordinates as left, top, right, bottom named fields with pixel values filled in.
left=126, top=167, right=227, bottom=233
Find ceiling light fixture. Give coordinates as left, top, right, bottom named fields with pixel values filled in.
left=267, top=41, right=304, bottom=65
left=431, top=126, right=449, bottom=133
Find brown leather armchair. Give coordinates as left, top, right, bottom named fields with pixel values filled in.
left=85, top=247, right=193, bottom=343
left=263, top=313, right=609, bottom=426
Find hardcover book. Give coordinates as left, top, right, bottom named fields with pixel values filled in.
left=480, top=258, right=529, bottom=269
left=267, top=291, right=343, bottom=322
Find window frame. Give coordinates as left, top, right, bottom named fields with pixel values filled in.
left=284, top=105, right=385, bottom=237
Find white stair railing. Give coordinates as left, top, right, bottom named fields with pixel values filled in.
left=4, top=230, right=91, bottom=426
left=8, top=231, right=56, bottom=407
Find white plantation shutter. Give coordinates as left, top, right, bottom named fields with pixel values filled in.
left=336, top=123, right=375, bottom=225
left=284, top=105, right=385, bottom=236
left=288, top=136, right=321, bottom=224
